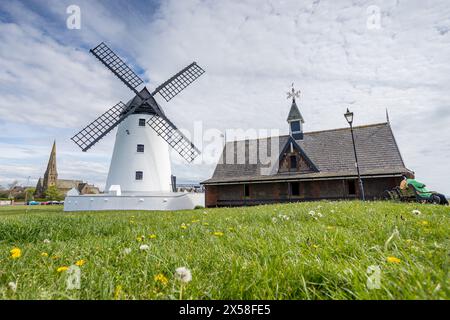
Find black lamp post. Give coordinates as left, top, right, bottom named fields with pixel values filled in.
left=344, top=108, right=365, bottom=201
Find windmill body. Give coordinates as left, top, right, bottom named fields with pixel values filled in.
left=105, top=114, right=172, bottom=193
left=64, top=42, right=205, bottom=211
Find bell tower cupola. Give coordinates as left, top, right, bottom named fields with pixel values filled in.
left=286, top=84, right=304, bottom=140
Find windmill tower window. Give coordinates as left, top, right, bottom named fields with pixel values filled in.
left=137, top=144, right=144, bottom=153
left=135, top=171, right=143, bottom=180
left=138, top=118, right=146, bottom=127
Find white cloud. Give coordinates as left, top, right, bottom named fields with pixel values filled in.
left=0, top=0, right=449, bottom=195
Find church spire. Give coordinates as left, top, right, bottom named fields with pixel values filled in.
left=43, top=140, right=58, bottom=189
left=286, top=84, right=304, bottom=140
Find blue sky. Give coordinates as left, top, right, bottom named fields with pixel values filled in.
left=0, top=0, right=450, bottom=195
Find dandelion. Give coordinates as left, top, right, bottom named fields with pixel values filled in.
left=191, top=219, right=200, bottom=223
left=175, top=266, right=192, bottom=299
left=326, top=226, right=335, bottom=230
left=180, top=224, right=187, bottom=230
left=43, top=239, right=51, bottom=244
left=75, top=259, right=86, bottom=266
left=114, top=285, right=122, bottom=300
left=387, top=256, right=401, bottom=264
left=41, top=252, right=49, bottom=257
left=122, top=248, right=132, bottom=255
left=154, top=273, right=169, bottom=286
left=421, top=220, right=429, bottom=226
left=57, top=266, right=69, bottom=272
left=139, top=244, right=149, bottom=251
left=213, top=231, right=224, bottom=237
left=412, top=209, right=421, bottom=215
left=8, top=282, right=17, bottom=293
left=149, top=234, right=157, bottom=239
left=136, top=235, right=145, bottom=242
left=175, top=267, right=192, bottom=283
left=10, top=247, right=21, bottom=259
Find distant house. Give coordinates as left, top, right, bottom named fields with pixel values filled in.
left=201, top=93, right=412, bottom=207
left=35, top=141, right=100, bottom=197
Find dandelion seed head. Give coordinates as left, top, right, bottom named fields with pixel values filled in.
left=139, top=244, right=150, bottom=251
left=175, top=267, right=192, bottom=283
left=8, top=282, right=17, bottom=292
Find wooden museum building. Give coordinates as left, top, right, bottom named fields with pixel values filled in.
left=201, top=89, right=412, bottom=207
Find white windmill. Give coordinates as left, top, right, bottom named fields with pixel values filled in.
left=64, top=42, right=205, bottom=211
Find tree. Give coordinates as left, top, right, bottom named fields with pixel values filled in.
left=24, top=187, right=36, bottom=202
left=45, top=186, right=63, bottom=201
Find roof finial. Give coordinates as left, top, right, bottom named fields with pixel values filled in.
left=386, top=108, right=390, bottom=123
left=286, top=83, right=301, bottom=102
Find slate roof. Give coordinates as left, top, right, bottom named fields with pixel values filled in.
left=202, top=122, right=410, bottom=185
left=286, top=99, right=304, bottom=122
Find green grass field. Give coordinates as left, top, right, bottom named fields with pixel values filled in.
left=0, top=201, right=448, bottom=300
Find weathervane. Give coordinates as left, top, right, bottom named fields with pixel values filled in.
left=286, top=83, right=301, bottom=101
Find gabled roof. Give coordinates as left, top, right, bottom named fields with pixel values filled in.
left=286, top=99, right=304, bottom=123
left=202, top=122, right=410, bottom=185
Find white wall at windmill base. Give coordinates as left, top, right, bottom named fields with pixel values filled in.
left=105, top=114, right=172, bottom=193
left=64, top=192, right=205, bottom=211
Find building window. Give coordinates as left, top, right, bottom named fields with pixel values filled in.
left=135, top=171, right=143, bottom=180
left=137, top=144, right=144, bottom=152
left=138, top=118, right=146, bottom=127
left=290, top=155, right=297, bottom=170
left=244, top=184, right=250, bottom=197
left=290, top=121, right=301, bottom=132
left=348, top=179, right=356, bottom=195
left=291, top=182, right=300, bottom=196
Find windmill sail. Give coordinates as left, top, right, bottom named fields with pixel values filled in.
left=152, top=62, right=205, bottom=102
left=71, top=102, right=128, bottom=152
left=147, top=114, right=200, bottom=162
left=90, top=42, right=144, bottom=94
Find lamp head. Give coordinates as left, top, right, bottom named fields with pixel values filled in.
left=344, top=108, right=354, bottom=125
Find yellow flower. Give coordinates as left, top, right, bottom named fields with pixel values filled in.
left=181, top=224, right=187, bottom=230
left=136, top=235, right=145, bottom=242
left=149, top=234, right=157, bottom=239
left=191, top=219, right=200, bottom=223
left=75, top=259, right=86, bottom=266
left=421, top=221, right=429, bottom=226
left=203, top=222, right=209, bottom=226
left=41, top=252, right=49, bottom=257
left=114, top=285, right=122, bottom=300
left=213, top=231, right=224, bottom=237
left=10, top=247, right=21, bottom=259
left=154, top=273, right=169, bottom=286
left=312, top=244, right=319, bottom=249
left=326, top=226, right=335, bottom=230
left=228, top=227, right=235, bottom=231
left=387, top=256, right=401, bottom=264
left=57, top=266, right=69, bottom=272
